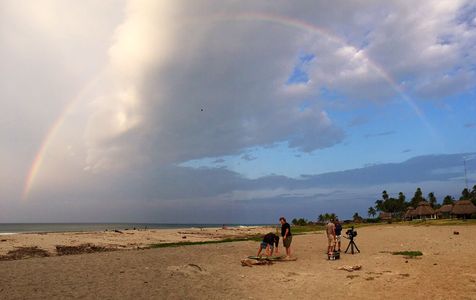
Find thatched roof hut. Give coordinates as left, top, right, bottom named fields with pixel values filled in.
left=438, top=204, right=453, bottom=213
left=451, top=200, right=476, bottom=218
left=414, top=201, right=436, bottom=219
left=379, top=212, right=392, bottom=221
left=436, top=204, right=453, bottom=219
left=404, top=207, right=415, bottom=220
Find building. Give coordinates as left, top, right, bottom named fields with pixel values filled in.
left=404, top=207, right=415, bottom=221
left=451, top=200, right=476, bottom=219
left=379, top=212, right=392, bottom=222
left=413, top=201, right=436, bottom=220
left=436, top=204, right=453, bottom=219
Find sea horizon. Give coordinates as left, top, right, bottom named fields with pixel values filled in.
left=0, top=223, right=274, bottom=234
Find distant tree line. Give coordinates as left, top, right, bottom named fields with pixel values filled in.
left=291, top=218, right=311, bottom=226
left=368, top=185, right=476, bottom=219
left=291, top=212, right=365, bottom=226
left=290, top=186, right=476, bottom=225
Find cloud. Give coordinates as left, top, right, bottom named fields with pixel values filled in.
left=364, top=131, right=396, bottom=138
left=364, top=0, right=476, bottom=99
left=348, top=116, right=369, bottom=127
left=3, top=0, right=476, bottom=223
left=464, top=122, right=476, bottom=128
left=13, top=152, right=474, bottom=223
left=84, top=0, right=350, bottom=171
left=79, top=0, right=475, bottom=170
left=241, top=154, right=257, bottom=161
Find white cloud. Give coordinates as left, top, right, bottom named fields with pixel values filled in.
left=78, top=0, right=476, bottom=173
left=84, top=0, right=347, bottom=170
left=2, top=0, right=476, bottom=222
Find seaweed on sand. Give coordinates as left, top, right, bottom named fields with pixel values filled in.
left=0, top=246, right=50, bottom=261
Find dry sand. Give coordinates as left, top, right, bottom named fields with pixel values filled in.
left=1, top=224, right=475, bottom=299
left=0, top=226, right=273, bottom=255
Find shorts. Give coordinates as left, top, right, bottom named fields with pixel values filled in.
left=327, top=235, right=335, bottom=247
left=260, top=242, right=274, bottom=249
left=283, top=236, right=292, bottom=248
left=336, top=235, right=341, bottom=242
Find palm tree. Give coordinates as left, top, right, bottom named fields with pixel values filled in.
left=442, top=195, right=455, bottom=205
left=428, top=192, right=437, bottom=208
left=460, top=188, right=471, bottom=200
left=317, top=214, right=324, bottom=223
left=353, top=212, right=362, bottom=222
left=368, top=207, right=376, bottom=218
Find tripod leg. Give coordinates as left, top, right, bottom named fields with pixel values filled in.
left=353, top=241, right=360, bottom=253
left=345, top=240, right=351, bottom=253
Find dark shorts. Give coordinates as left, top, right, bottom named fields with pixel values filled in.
left=260, top=242, right=274, bottom=249
left=283, top=236, right=292, bottom=248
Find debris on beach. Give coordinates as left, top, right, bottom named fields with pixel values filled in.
left=0, top=246, right=50, bottom=261
left=337, top=265, right=362, bottom=272
left=241, top=258, right=273, bottom=267
left=247, top=255, right=297, bottom=262
left=453, top=231, right=459, bottom=235
left=56, top=243, right=116, bottom=256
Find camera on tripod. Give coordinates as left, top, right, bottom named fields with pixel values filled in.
left=344, top=226, right=360, bottom=254
left=346, top=228, right=357, bottom=238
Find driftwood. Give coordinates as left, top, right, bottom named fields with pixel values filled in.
left=337, top=265, right=362, bottom=272
left=241, top=258, right=273, bottom=267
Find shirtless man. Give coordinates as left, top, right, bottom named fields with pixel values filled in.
left=326, top=218, right=336, bottom=256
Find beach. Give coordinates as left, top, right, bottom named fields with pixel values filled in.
left=1, top=224, right=475, bottom=299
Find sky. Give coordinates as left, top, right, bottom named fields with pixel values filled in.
left=1, top=0, right=475, bottom=223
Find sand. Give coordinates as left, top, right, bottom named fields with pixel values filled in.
left=1, top=224, right=475, bottom=299
left=0, top=226, right=274, bottom=255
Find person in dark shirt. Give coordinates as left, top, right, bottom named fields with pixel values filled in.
left=257, top=232, right=280, bottom=257
left=334, top=218, right=343, bottom=252
left=279, top=217, right=292, bottom=258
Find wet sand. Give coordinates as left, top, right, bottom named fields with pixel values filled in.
left=1, top=224, right=475, bottom=299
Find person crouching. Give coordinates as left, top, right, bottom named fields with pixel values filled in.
left=257, top=233, right=280, bottom=257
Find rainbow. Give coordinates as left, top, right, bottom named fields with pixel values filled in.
left=207, top=12, right=437, bottom=135
left=23, top=13, right=438, bottom=199
left=22, top=72, right=105, bottom=200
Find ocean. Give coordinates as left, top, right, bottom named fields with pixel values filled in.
left=0, top=223, right=269, bottom=234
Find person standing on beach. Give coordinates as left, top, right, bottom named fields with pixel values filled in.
left=334, top=218, right=342, bottom=252
left=326, top=218, right=336, bottom=256
left=279, top=217, right=292, bottom=257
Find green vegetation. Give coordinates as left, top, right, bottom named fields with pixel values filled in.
left=392, top=251, right=423, bottom=257
left=150, top=225, right=325, bottom=249
left=371, top=185, right=476, bottom=220
left=291, top=218, right=311, bottom=226
left=291, top=224, right=324, bottom=234
left=317, top=213, right=337, bottom=223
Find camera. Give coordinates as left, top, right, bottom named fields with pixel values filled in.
left=346, top=227, right=357, bottom=238
left=344, top=226, right=360, bottom=254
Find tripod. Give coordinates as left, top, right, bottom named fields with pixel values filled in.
left=345, top=234, right=360, bottom=254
